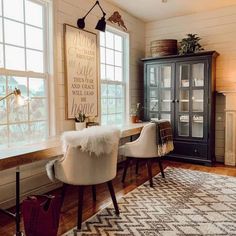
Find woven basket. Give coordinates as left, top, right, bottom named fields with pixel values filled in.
left=150, top=39, right=177, bottom=57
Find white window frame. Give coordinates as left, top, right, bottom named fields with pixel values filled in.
left=0, top=0, right=53, bottom=148
left=100, top=26, right=129, bottom=125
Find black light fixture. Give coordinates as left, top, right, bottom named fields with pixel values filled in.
left=77, top=0, right=106, bottom=32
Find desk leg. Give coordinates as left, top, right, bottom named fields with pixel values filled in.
left=15, top=167, right=22, bottom=236
left=0, top=167, right=23, bottom=235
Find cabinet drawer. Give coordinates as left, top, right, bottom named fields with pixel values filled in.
left=173, top=142, right=208, bottom=159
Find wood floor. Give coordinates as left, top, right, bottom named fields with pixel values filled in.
left=0, top=160, right=236, bottom=236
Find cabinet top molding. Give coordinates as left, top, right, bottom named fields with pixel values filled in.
left=141, top=51, right=219, bottom=61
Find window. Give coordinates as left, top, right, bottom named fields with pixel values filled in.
left=0, top=0, right=51, bottom=149
left=100, top=28, right=129, bottom=125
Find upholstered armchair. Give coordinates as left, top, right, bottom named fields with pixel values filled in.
left=47, top=126, right=121, bottom=231
left=119, top=122, right=166, bottom=187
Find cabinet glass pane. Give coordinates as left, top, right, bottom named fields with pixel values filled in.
left=161, top=113, right=171, bottom=121
left=178, top=115, right=189, bottom=136
left=150, top=99, right=158, bottom=111
left=179, top=90, right=189, bottom=112
left=192, top=63, right=204, bottom=87
left=149, top=67, right=157, bottom=86
left=150, top=88, right=158, bottom=98
left=192, top=90, right=204, bottom=112
left=192, top=115, right=204, bottom=138
left=161, top=66, right=171, bottom=88
left=179, top=64, right=189, bottom=87
left=150, top=113, right=158, bottom=120
left=161, top=90, right=171, bottom=112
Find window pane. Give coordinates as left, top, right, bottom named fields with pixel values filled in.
left=8, top=76, right=27, bottom=96
left=107, top=114, right=116, bottom=124
left=106, top=65, right=114, bottom=81
left=100, top=47, right=105, bottom=63
left=116, top=113, right=123, bottom=124
left=106, top=31, right=114, bottom=49
left=4, top=19, right=24, bottom=47
left=3, top=0, right=24, bottom=22
left=5, top=45, right=25, bottom=70
left=100, top=32, right=105, bottom=47
left=30, top=98, right=47, bottom=121
left=100, top=30, right=126, bottom=126
left=100, top=64, right=105, bottom=80
left=9, top=123, right=29, bottom=146
left=115, top=51, right=122, bottom=67
left=114, top=35, right=122, bottom=51
left=25, top=0, right=43, bottom=28
left=101, top=115, right=107, bottom=125
left=0, top=76, right=6, bottom=96
left=29, top=78, right=45, bottom=97
left=26, top=49, right=44, bottom=72
left=0, top=1, right=2, bottom=16
left=0, top=44, right=4, bottom=67
left=117, top=99, right=124, bottom=113
left=0, top=125, right=8, bottom=147
left=115, top=66, right=122, bottom=81
left=9, top=101, right=28, bottom=123
left=109, top=101, right=115, bottom=114
left=108, top=84, right=116, bottom=98
left=101, top=84, right=107, bottom=98
left=26, top=26, right=43, bottom=50
left=0, top=100, right=7, bottom=124
left=101, top=98, right=107, bottom=114
left=29, top=121, right=47, bottom=141
left=0, top=18, right=2, bottom=42
left=116, top=85, right=124, bottom=98
left=106, top=48, right=114, bottom=65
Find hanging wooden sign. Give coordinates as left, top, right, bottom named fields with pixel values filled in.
left=64, top=24, right=98, bottom=119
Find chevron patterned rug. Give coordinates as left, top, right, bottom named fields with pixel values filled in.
left=63, top=167, right=236, bottom=236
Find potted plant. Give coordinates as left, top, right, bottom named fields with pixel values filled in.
left=75, top=112, right=86, bottom=131
left=130, top=103, right=142, bottom=123
left=178, top=33, right=204, bottom=55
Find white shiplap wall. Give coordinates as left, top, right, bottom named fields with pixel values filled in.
left=145, top=5, right=236, bottom=91
left=145, top=6, right=236, bottom=162
left=56, top=0, right=145, bottom=132
left=0, top=0, right=145, bottom=208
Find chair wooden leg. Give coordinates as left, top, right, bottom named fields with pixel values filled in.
left=107, top=181, right=120, bottom=215
left=77, top=186, right=84, bottom=230
left=61, top=183, right=68, bottom=209
left=135, top=160, right=139, bottom=175
left=122, top=157, right=130, bottom=183
left=147, top=160, right=153, bottom=187
left=158, top=158, right=165, bottom=178
left=92, top=185, right=96, bottom=202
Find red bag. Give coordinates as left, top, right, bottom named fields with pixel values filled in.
left=22, top=195, right=62, bottom=236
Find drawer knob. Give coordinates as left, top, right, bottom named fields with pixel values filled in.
left=194, top=149, right=198, bottom=153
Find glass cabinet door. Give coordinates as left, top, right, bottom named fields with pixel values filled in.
left=159, top=65, right=172, bottom=122
left=191, top=63, right=205, bottom=139
left=176, top=61, right=206, bottom=140
left=147, top=65, right=159, bottom=120
left=146, top=64, right=173, bottom=122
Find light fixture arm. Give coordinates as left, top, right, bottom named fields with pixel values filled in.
left=0, top=88, right=21, bottom=102
left=83, top=0, right=105, bottom=19
left=97, top=1, right=106, bottom=16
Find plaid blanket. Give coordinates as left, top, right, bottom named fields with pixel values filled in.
left=151, top=120, right=174, bottom=156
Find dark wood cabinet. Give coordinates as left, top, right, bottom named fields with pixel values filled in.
left=142, top=51, right=219, bottom=165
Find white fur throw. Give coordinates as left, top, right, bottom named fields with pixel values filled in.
left=61, top=126, right=121, bottom=156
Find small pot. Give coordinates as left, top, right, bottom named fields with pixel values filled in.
left=130, top=115, right=138, bottom=123
left=75, top=122, right=86, bottom=131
